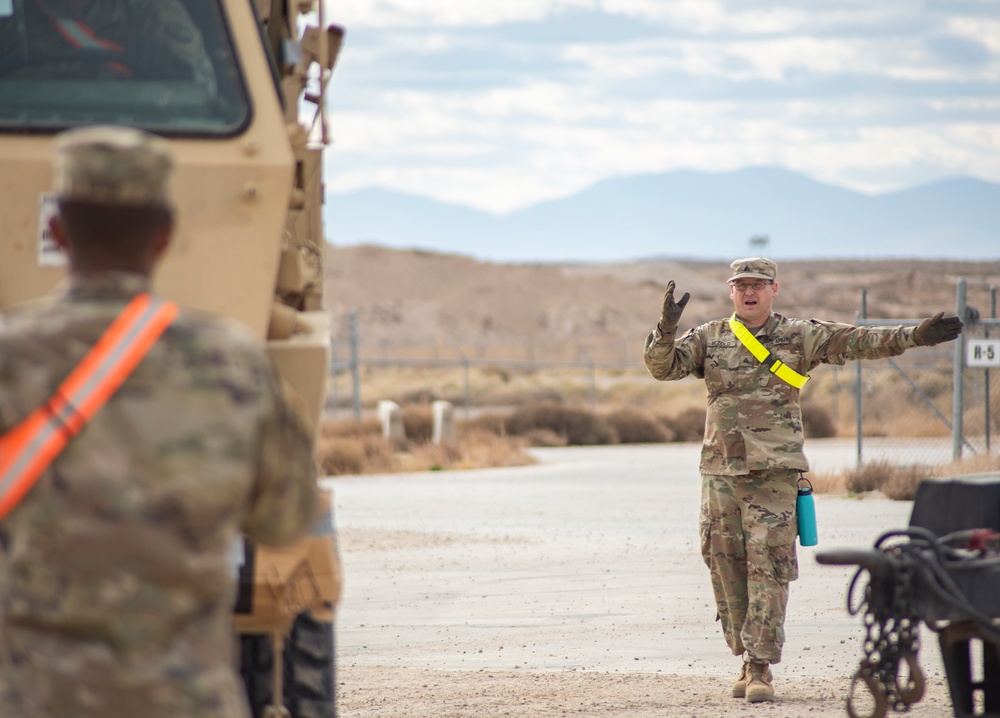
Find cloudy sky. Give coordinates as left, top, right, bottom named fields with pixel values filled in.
left=320, top=0, right=1000, bottom=214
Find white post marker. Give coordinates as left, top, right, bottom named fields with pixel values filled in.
left=432, top=400, right=456, bottom=444
left=377, top=400, right=405, bottom=440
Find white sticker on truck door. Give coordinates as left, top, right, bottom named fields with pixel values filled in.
left=39, top=193, right=66, bottom=267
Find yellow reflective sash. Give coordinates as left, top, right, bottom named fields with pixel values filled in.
left=728, top=314, right=809, bottom=389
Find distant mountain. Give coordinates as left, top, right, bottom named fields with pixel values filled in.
left=324, top=168, right=1000, bottom=262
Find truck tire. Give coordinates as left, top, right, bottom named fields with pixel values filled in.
left=240, top=613, right=335, bottom=718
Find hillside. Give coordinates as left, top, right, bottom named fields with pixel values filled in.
left=325, top=245, right=999, bottom=364
left=324, top=168, right=1000, bottom=262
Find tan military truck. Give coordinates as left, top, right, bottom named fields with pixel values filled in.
left=0, top=1, right=343, bottom=716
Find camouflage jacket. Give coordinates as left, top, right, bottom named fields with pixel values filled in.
left=644, top=312, right=918, bottom=475
left=0, top=273, right=318, bottom=718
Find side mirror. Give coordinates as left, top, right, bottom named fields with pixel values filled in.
left=301, top=24, right=345, bottom=72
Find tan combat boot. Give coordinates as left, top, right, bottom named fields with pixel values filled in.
left=731, top=661, right=750, bottom=698
left=745, top=660, right=775, bottom=703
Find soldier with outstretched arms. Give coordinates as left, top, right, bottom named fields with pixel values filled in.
left=643, top=257, right=963, bottom=703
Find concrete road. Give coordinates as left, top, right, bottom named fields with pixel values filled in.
left=326, top=439, right=947, bottom=682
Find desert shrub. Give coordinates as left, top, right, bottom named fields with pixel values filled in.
left=316, top=436, right=364, bottom=475
left=458, top=412, right=508, bottom=437
left=399, top=388, right=438, bottom=405
left=316, top=428, right=533, bottom=475
left=605, top=408, right=670, bottom=444
left=396, top=441, right=463, bottom=473
left=505, top=402, right=617, bottom=446
left=882, top=465, right=935, bottom=501
left=451, top=429, right=536, bottom=469
left=802, top=402, right=837, bottom=439
left=845, top=459, right=893, bottom=494
left=807, top=470, right=846, bottom=494
left=933, top=453, right=1000, bottom=477
left=488, top=386, right=566, bottom=407
left=317, top=434, right=394, bottom=475
left=661, top=407, right=706, bottom=442
left=316, top=430, right=536, bottom=476
left=320, top=416, right=381, bottom=438
left=521, top=428, right=568, bottom=447
left=801, top=402, right=837, bottom=438
left=402, top=404, right=434, bottom=443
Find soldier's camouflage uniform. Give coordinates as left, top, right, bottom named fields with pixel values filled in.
left=0, top=273, right=319, bottom=718
left=644, top=311, right=918, bottom=663
left=0, top=0, right=216, bottom=93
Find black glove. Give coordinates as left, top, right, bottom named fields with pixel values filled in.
left=914, top=312, right=964, bottom=346
left=658, top=280, right=690, bottom=335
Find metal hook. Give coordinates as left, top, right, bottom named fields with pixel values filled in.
left=847, top=664, right=889, bottom=718
left=895, top=651, right=926, bottom=705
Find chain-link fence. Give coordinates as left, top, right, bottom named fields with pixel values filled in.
left=856, top=280, right=998, bottom=467
left=330, top=280, right=998, bottom=469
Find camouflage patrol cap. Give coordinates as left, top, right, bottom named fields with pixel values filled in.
left=54, top=125, right=172, bottom=206
left=728, top=257, right=777, bottom=283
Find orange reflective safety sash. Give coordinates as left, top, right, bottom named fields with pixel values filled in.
left=729, top=313, right=810, bottom=389
left=0, top=293, right=178, bottom=520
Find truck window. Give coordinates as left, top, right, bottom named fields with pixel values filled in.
left=0, top=0, right=249, bottom=136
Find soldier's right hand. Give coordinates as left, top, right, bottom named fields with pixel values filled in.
left=659, top=280, right=690, bottom=334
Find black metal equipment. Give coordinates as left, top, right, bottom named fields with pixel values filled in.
left=816, top=473, right=1000, bottom=718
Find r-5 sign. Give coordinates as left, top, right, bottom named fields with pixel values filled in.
left=967, top=340, right=1000, bottom=367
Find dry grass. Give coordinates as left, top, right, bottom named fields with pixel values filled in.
left=660, top=407, right=707, bottom=442
left=813, top=453, right=1000, bottom=500
left=806, top=470, right=847, bottom=495
left=605, top=408, right=671, bottom=444
left=505, top=403, right=618, bottom=446
left=801, top=402, right=837, bottom=439
left=398, top=429, right=537, bottom=472
left=401, top=404, right=434, bottom=444
left=316, top=415, right=534, bottom=475
left=316, top=434, right=394, bottom=475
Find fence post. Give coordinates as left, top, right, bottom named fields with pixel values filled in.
left=454, top=345, right=470, bottom=417
left=329, top=346, right=339, bottom=418
left=350, top=308, right=361, bottom=422
left=855, top=289, right=867, bottom=467
left=987, top=286, right=996, bottom=452
left=579, top=346, right=596, bottom=411
left=952, top=278, right=967, bottom=461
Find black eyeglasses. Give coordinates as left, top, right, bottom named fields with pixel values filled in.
left=731, top=281, right=772, bottom=292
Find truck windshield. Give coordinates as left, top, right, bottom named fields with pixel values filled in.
left=0, top=0, right=249, bottom=136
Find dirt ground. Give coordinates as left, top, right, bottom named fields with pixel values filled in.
left=330, top=442, right=971, bottom=718
left=337, top=665, right=956, bottom=718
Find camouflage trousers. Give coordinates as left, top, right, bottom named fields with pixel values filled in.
left=699, top=469, right=799, bottom=664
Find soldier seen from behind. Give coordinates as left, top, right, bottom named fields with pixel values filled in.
left=643, top=257, right=963, bottom=704
left=0, top=126, right=319, bottom=718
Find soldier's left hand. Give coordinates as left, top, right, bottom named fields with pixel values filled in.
left=914, top=312, right=964, bottom=346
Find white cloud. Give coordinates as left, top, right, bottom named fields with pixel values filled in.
left=327, top=0, right=595, bottom=28
left=321, top=1, right=1000, bottom=213
left=947, top=17, right=1000, bottom=58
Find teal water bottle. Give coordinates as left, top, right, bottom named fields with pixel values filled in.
left=796, top=475, right=818, bottom=547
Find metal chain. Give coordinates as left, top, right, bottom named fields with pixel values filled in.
left=855, top=546, right=924, bottom=714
